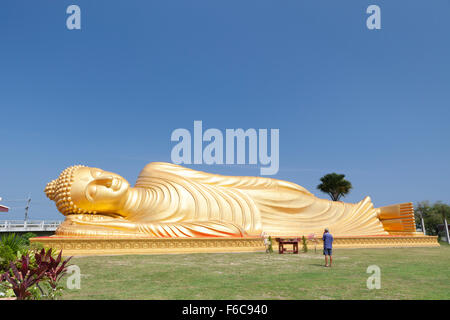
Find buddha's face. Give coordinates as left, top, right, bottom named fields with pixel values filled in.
left=70, top=167, right=130, bottom=213
left=45, top=165, right=130, bottom=216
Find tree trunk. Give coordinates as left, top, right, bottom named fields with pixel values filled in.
left=421, top=216, right=426, bottom=235
left=444, top=218, right=450, bottom=245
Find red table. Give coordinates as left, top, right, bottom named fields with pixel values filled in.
left=275, top=238, right=299, bottom=254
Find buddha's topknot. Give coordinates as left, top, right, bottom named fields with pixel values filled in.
left=44, top=165, right=94, bottom=215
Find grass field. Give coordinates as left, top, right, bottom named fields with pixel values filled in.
left=61, top=243, right=450, bottom=300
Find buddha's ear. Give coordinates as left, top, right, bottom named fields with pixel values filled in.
left=94, top=176, right=114, bottom=188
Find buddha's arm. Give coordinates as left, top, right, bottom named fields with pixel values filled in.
left=56, top=214, right=247, bottom=238
left=136, top=220, right=247, bottom=237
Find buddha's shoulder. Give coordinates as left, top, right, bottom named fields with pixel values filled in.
left=143, top=161, right=183, bottom=170
left=141, top=162, right=225, bottom=180
left=141, top=162, right=197, bottom=174
left=138, top=162, right=313, bottom=195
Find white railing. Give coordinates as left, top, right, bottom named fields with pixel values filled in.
left=0, top=220, right=62, bottom=232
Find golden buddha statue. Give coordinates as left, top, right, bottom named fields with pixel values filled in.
left=44, top=162, right=416, bottom=238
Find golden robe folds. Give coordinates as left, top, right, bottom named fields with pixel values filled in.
left=45, top=162, right=417, bottom=238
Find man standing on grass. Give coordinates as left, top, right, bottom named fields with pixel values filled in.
left=323, top=228, right=333, bottom=267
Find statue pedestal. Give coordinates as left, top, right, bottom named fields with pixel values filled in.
left=30, top=234, right=439, bottom=256
left=300, top=234, right=440, bottom=249
left=30, top=236, right=266, bottom=256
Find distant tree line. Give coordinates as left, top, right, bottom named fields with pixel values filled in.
left=415, top=201, right=450, bottom=239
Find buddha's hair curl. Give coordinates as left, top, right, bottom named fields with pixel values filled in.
left=44, top=165, right=95, bottom=215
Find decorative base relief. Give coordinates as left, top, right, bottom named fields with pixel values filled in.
left=30, top=236, right=266, bottom=256
left=308, top=235, right=440, bottom=249
left=30, top=234, right=439, bottom=256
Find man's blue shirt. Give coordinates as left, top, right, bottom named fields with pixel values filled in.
left=323, top=233, right=333, bottom=249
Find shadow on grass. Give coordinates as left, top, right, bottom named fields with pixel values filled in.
left=311, top=263, right=327, bottom=267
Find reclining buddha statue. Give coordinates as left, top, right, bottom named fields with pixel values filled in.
left=44, top=162, right=417, bottom=238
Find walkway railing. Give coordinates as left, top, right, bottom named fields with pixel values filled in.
left=0, top=220, right=62, bottom=232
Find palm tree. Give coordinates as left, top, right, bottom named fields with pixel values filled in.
left=317, top=173, right=352, bottom=201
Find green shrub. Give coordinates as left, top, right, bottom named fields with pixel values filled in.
left=302, top=235, right=308, bottom=253
left=0, top=233, right=43, bottom=273
left=0, top=234, right=27, bottom=253
left=0, top=234, right=28, bottom=272
left=267, top=236, right=273, bottom=253
left=21, top=233, right=38, bottom=246
left=0, top=281, right=15, bottom=298
left=0, top=245, right=16, bottom=272
left=29, top=241, right=44, bottom=251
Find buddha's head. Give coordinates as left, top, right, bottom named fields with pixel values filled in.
left=44, top=165, right=130, bottom=216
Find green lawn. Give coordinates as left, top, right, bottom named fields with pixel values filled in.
left=61, top=243, right=450, bottom=300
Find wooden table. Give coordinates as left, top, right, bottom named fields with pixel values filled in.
left=275, top=238, right=299, bottom=254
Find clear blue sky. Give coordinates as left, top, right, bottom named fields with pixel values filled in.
left=0, top=1, right=449, bottom=220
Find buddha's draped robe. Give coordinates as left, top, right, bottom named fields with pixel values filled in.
left=114, top=162, right=388, bottom=237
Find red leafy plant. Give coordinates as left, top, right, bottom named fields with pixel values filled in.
left=0, top=253, right=47, bottom=300
left=36, top=248, right=72, bottom=299
left=1, top=248, right=72, bottom=300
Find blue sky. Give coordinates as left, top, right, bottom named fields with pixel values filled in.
left=0, top=1, right=449, bottom=220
